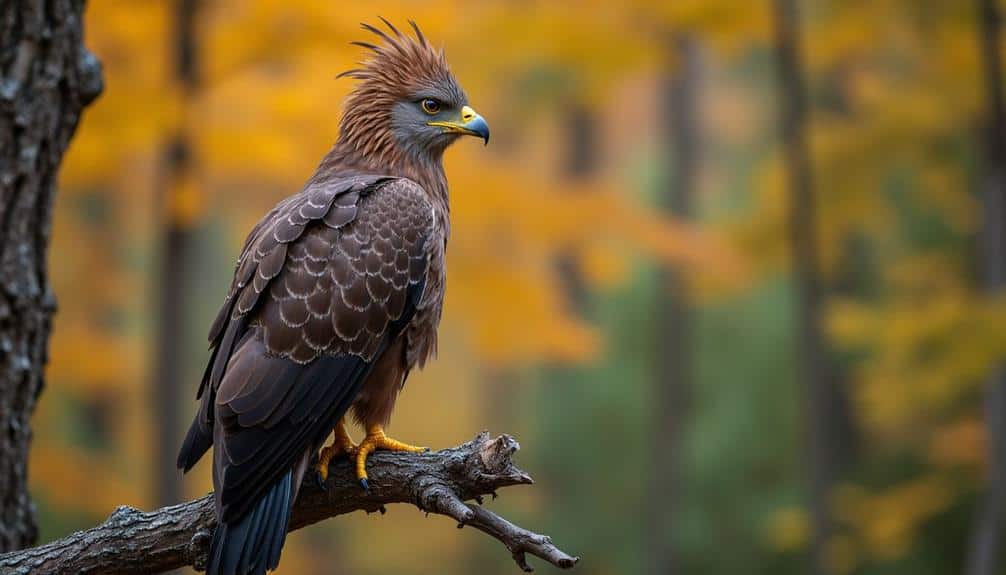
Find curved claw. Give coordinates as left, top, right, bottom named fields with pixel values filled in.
left=355, top=424, right=428, bottom=489
left=314, top=418, right=358, bottom=486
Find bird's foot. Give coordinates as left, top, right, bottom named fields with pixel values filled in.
left=356, top=424, right=428, bottom=492
left=314, top=419, right=358, bottom=487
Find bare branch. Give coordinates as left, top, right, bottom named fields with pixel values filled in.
left=0, top=433, right=578, bottom=574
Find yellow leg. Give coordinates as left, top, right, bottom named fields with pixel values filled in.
left=355, top=423, right=427, bottom=491
left=315, top=418, right=358, bottom=484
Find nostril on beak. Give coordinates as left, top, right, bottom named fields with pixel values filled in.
left=463, top=112, right=473, bottom=121
left=461, top=105, right=476, bottom=123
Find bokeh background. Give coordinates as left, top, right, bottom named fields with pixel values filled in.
left=30, top=0, right=1006, bottom=574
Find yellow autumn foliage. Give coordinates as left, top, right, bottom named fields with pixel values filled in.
left=27, top=0, right=1006, bottom=572
left=37, top=1, right=750, bottom=571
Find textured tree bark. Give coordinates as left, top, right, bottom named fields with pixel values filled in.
left=0, top=0, right=102, bottom=553
left=966, top=0, right=1006, bottom=573
left=649, top=33, right=699, bottom=575
left=772, top=1, right=835, bottom=573
left=0, top=433, right=578, bottom=574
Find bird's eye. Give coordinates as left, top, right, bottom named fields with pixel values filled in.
left=421, top=99, right=441, bottom=115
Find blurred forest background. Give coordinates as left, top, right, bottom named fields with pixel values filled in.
left=29, top=0, right=1006, bottom=573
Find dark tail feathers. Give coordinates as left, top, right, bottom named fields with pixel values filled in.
left=207, top=471, right=293, bottom=575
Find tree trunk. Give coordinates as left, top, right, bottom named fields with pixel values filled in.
left=0, top=0, right=102, bottom=552
left=153, top=0, right=201, bottom=508
left=555, top=101, right=597, bottom=311
left=649, top=33, right=699, bottom=575
left=966, top=0, right=1006, bottom=573
left=772, top=1, right=834, bottom=573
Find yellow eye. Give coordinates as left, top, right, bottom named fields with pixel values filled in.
left=421, top=98, right=441, bottom=115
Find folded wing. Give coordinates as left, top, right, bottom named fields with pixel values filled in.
left=177, top=175, right=434, bottom=525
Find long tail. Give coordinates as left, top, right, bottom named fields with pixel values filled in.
left=207, top=471, right=293, bottom=575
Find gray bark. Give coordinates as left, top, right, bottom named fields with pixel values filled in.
left=966, top=0, right=1006, bottom=573
left=0, top=433, right=578, bottom=574
left=0, top=0, right=101, bottom=552
left=772, top=0, right=834, bottom=573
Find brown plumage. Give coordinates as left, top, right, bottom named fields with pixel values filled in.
left=177, top=19, right=489, bottom=575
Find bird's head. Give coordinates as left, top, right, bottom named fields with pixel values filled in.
left=336, top=19, right=489, bottom=166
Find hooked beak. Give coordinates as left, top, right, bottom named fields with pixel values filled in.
left=428, top=105, right=490, bottom=145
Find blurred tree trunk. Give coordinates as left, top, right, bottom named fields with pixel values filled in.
left=966, top=0, right=1006, bottom=573
left=0, top=0, right=102, bottom=552
left=154, top=0, right=201, bottom=508
left=556, top=101, right=596, bottom=310
left=648, top=34, right=699, bottom=575
left=772, top=1, right=835, bottom=573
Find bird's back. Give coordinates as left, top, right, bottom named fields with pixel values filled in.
left=177, top=174, right=440, bottom=575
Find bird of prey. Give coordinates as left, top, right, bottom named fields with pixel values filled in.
left=176, top=19, right=489, bottom=575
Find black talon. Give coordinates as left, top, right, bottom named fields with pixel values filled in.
left=315, top=470, right=328, bottom=491
left=360, top=478, right=370, bottom=493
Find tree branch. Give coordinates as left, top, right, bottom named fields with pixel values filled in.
left=0, top=433, right=578, bottom=574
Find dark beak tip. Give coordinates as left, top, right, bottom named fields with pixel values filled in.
left=465, top=116, right=489, bottom=147
left=479, top=124, right=490, bottom=146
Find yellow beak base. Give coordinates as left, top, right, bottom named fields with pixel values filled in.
left=428, top=105, right=490, bottom=145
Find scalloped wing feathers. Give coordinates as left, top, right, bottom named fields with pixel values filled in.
left=177, top=176, right=439, bottom=522
left=209, top=175, right=433, bottom=363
